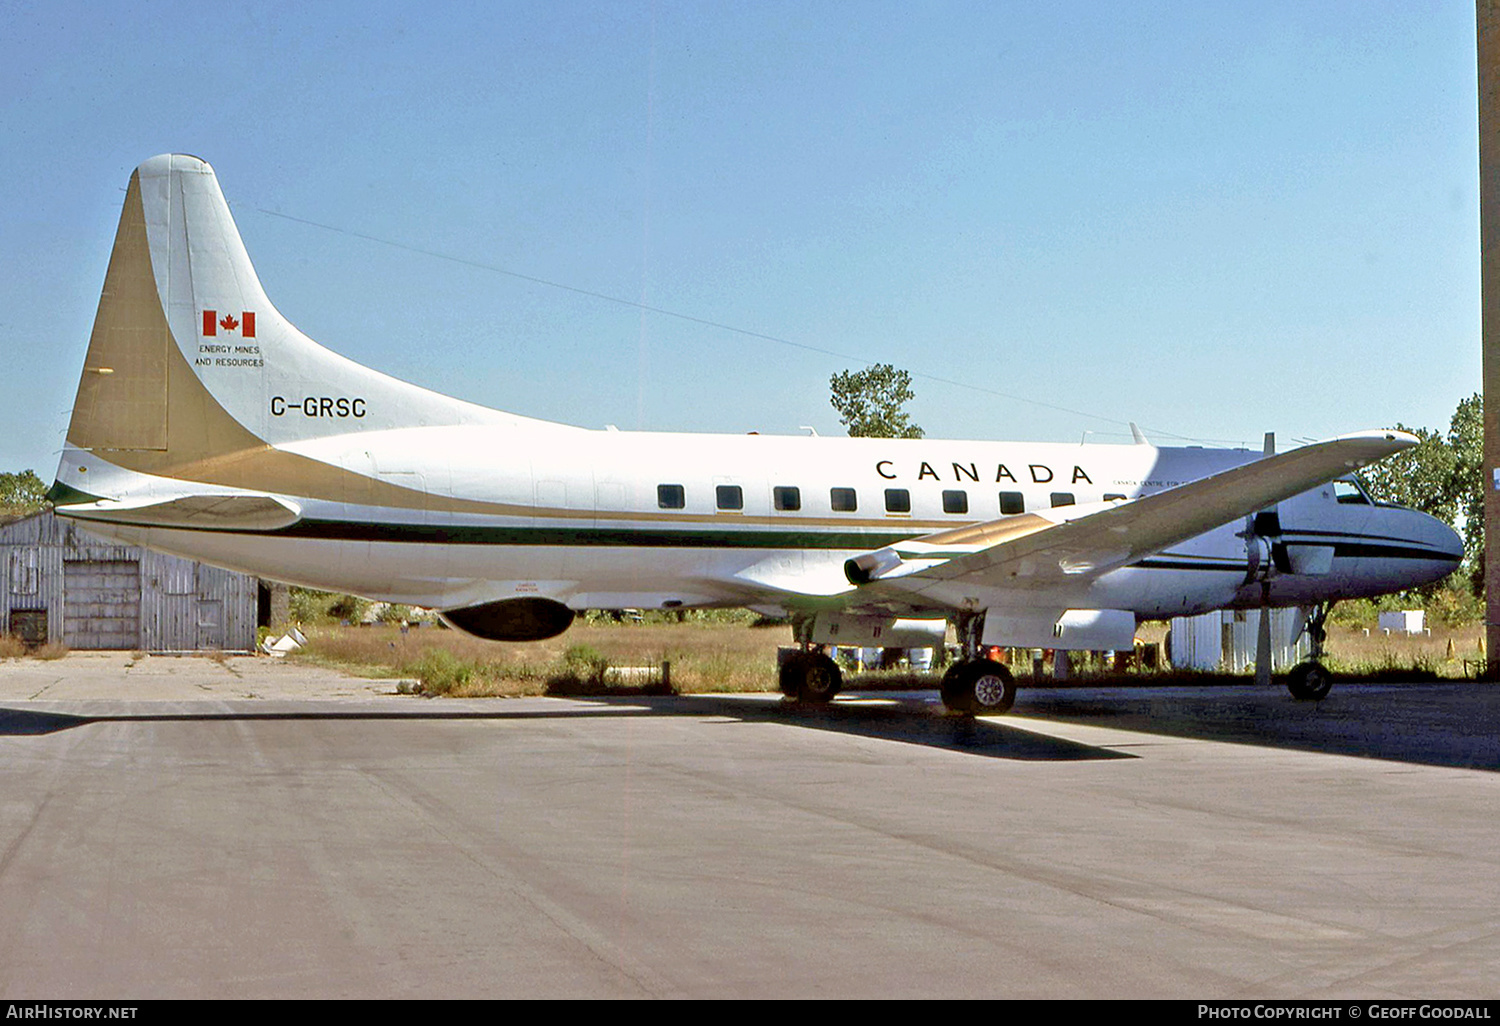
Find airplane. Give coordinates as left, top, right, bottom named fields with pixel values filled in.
left=48, top=154, right=1464, bottom=713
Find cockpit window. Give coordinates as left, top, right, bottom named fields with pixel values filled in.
left=1333, top=479, right=1371, bottom=505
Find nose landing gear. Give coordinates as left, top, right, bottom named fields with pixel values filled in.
left=1286, top=603, right=1333, bottom=700
left=1285, top=660, right=1333, bottom=700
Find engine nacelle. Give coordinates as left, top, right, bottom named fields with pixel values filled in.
left=844, top=548, right=904, bottom=584
left=441, top=597, right=576, bottom=641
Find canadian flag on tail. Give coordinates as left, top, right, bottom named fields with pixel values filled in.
left=202, top=310, right=256, bottom=338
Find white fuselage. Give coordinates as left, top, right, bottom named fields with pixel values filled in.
left=74, top=423, right=1462, bottom=620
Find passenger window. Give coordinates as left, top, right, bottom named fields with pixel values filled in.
left=716, top=485, right=743, bottom=510
left=999, top=491, right=1024, bottom=515
left=773, top=486, right=801, bottom=511
left=942, top=490, right=968, bottom=514
left=885, top=488, right=911, bottom=513
left=830, top=487, right=857, bottom=512
left=657, top=484, right=685, bottom=509
left=1050, top=492, right=1075, bottom=508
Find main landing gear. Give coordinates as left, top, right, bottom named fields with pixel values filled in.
left=1285, top=603, right=1334, bottom=701
left=780, top=616, right=843, bottom=703
left=779, top=612, right=1017, bottom=714
left=939, top=613, right=1016, bottom=715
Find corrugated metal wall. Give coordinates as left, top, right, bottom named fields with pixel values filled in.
left=1167, top=608, right=1311, bottom=672
left=0, top=512, right=257, bottom=651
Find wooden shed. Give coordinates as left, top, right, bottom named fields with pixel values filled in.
left=0, top=511, right=259, bottom=651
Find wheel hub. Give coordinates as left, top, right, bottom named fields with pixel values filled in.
left=973, top=674, right=1007, bottom=707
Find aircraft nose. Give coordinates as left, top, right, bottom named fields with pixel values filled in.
left=1439, top=519, right=1464, bottom=561
left=1422, top=512, right=1465, bottom=576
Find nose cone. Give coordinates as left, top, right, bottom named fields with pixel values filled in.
left=1425, top=513, right=1466, bottom=580
left=1347, top=506, right=1464, bottom=597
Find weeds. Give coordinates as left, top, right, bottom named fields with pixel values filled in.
left=289, top=615, right=1489, bottom=700
left=407, top=648, right=474, bottom=695
left=287, top=587, right=372, bottom=625
left=291, top=620, right=790, bottom=696
left=0, top=635, right=67, bottom=660
left=560, top=644, right=609, bottom=685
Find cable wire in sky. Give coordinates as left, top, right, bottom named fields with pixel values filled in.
left=244, top=202, right=1246, bottom=447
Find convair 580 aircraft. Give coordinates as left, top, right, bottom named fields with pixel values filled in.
left=50, top=155, right=1462, bottom=712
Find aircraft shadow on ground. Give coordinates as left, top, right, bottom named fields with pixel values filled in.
left=674, top=693, right=1136, bottom=761
left=1010, top=683, right=1500, bottom=772
left=0, top=695, right=1129, bottom=763
left=3, top=685, right=1493, bottom=770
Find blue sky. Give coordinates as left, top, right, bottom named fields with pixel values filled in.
left=0, top=0, right=1481, bottom=472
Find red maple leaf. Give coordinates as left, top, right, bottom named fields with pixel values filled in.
left=219, top=314, right=239, bottom=332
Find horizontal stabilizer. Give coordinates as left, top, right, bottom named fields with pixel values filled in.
left=56, top=493, right=302, bottom=532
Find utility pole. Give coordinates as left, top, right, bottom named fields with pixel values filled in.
left=1479, top=2, right=1500, bottom=675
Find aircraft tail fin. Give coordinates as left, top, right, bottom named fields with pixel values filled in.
left=61, top=154, right=510, bottom=481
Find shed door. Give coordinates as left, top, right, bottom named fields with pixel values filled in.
left=197, top=599, right=224, bottom=650
left=64, top=560, right=141, bottom=649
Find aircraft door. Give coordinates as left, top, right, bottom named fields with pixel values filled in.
left=533, top=476, right=588, bottom=580
left=345, top=448, right=443, bottom=599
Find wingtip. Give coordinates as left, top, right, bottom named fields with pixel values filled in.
left=1327, top=428, right=1420, bottom=451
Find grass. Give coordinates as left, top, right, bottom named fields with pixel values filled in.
left=288, top=618, right=1491, bottom=698
left=0, top=635, right=68, bottom=660
left=1321, top=624, right=1485, bottom=681
left=292, top=620, right=790, bottom=697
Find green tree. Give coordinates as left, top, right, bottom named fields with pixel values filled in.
left=829, top=364, right=924, bottom=439
left=0, top=470, right=48, bottom=516
left=1360, top=425, right=1456, bottom=522
left=1445, top=393, right=1484, bottom=589
left=1358, top=393, right=1484, bottom=593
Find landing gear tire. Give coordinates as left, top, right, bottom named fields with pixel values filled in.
left=778, top=657, right=799, bottom=697
left=940, top=659, right=1016, bottom=715
left=1286, top=660, right=1333, bottom=701
left=939, top=663, right=967, bottom=711
left=781, top=652, right=842, bottom=703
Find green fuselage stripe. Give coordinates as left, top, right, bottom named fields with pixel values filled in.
left=274, top=519, right=917, bottom=549
left=65, top=512, right=1458, bottom=569
left=147, top=518, right=1456, bottom=565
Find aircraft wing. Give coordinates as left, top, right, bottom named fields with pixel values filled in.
left=843, top=429, right=1415, bottom=599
